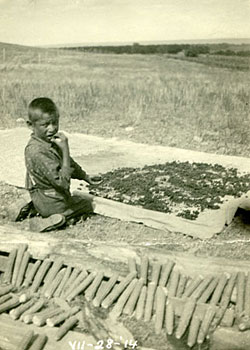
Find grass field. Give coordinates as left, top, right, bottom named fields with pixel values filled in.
left=0, top=43, right=250, bottom=157
left=1, top=44, right=250, bottom=350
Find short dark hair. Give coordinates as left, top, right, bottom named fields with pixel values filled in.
left=28, top=97, right=59, bottom=122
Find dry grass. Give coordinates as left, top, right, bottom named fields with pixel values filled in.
left=0, top=46, right=249, bottom=156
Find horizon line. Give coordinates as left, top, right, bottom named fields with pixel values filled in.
left=1, top=37, right=250, bottom=48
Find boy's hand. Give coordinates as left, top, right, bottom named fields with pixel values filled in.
left=85, top=174, right=102, bottom=185
left=51, top=132, right=69, bottom=152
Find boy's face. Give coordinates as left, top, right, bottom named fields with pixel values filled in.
left=31, top=113, right=59, bottom=143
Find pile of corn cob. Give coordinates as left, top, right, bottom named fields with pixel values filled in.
left=0, top=244, right=249, bottom=349
left=113, top=256, right=250, bottom=348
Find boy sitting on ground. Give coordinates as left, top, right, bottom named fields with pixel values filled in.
left=14, top=97, right=101, bottom=232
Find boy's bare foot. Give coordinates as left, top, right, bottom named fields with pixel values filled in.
left=29, top=214, right=66, bottom=232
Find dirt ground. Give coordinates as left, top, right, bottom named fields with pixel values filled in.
left=1, top=181, right=250, bottom=261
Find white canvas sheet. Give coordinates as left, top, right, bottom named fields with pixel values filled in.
left=0, top=127, right=250, bottom=239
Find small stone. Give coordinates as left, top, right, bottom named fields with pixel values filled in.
left=16, top=118, right=25, bottom=124
left=193, top=135, right=202, bottom=143
left=125, top=126, right=134, bottom=132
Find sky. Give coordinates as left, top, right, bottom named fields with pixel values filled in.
left=0, top=0, right=249, bottom=46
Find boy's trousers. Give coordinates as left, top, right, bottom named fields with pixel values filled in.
left=29, top=188, right=93, bottom=220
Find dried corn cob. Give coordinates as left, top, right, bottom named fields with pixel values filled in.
left=63, top=269, right=88, bottom=299
left=231, top=286, right=237, bottom=303
left=151, top=263, right=162, bottom=285
left=85, top=272, right=104, bottom=301
left=55, top=316, right=78, bottom=341
left=0, top=296, right=20, bottom=313
left=123, top=278, right=144, bottom=315
left=61, top=267, right=81, bottom=297
left=94, top=281, right=107, bottom=298
left=165, top=300, right=174, bottom=335
left=155, top=286, right=166, bottom=334
left=47, top=309, right=70, bottom=327
left=176, top=275, right=188, bottom=298
left=159, top=260, right=175, bottom=287
left=220, top=308, right=235, bottom=327
left=135, top=285, right=147, bottom=320
left=33, top=306, right=62, bottom=326
left=28, top=334, right=47, bottom=350
left=168, top=270, right=180, bottom=298
left=30, top=305, right=56, bottom=321
left=239, top=317, right=250, bottom=331
left=21, top=300, right=45, bottom=323
left=236, top=271, right=245, bottom=317
left=210, top=273, right=229, bottom=305
left=0, top=284, right=13, bottom=297
left=128, top=257, right=137, bottom=277
left=245, top=272, right=250, bottom=316
left=198, top=277, right=219, bottom=303
left=23, top=260, right=41, bottom=288
left=197, top=305, right=216, bottom=344
left=16, top=251, right=30, bottom=288
left=47, top=305, right=80, bottom=327
left=101, top=272, right=136, bottom=309
left=23, top=314, right=37, bottom=324
left=54, top=265, right=72, bottom=297
left=144, top=282, right=157, bottom=322
left=19, top=291, right=33, bottom=303
left=12, top=244, right=28, bottom=286
left=213, top=273, right=237, bottom=327
left=182, top=275, right=203, bottom=298
left=17, top=330, right=34, bottom=350
left=10, top=299, right=35, bottom=320
left=93, top=273, right=119, bottom=307
left=0, top=293, right=12, bottom=304
left=140, top=256, right=149, bottom=285
left=30, top=259, right=52, bottom=293
left=41, top=257, right=64, bottom=294
left=175, top=299, right=196, bottom=339
left=44, top=268, right=66, bottom=299
left=3, top=248, right=17, bottom=284
left=187, top=310, right=201, bottom=348
left=66, top=272, right=96, bottom=302
left=220, top=273, right=237, bottom=308
left=191, top=275, right=214, bottom=301
left=110, top=278, right=138, bottom=319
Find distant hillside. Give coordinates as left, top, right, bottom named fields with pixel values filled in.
left=1, top=38, right=250, bottom=49
left=62, top=41, right=250, bottom=57
left=0, top=42, right=58, bottom=65
left=0, top=42, right=33, bottom=49
left=0, top=41, right=47, bottom=54
left=44, top=38, right=250, bottom=48
left=0, top=40, right=249, bottom=72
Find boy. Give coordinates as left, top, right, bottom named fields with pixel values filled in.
left=19, top=97, right=101, bottom=231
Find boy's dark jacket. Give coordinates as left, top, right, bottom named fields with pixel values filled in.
left=25, top=134, right=87, bottom=217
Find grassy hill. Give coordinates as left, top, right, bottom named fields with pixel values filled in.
left=0, top=41, right=249, bottom=158
left=0, top=42, right=59, bottom=65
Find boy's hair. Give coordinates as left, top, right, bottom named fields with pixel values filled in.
left=28, top=97, right=59, bottom=122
